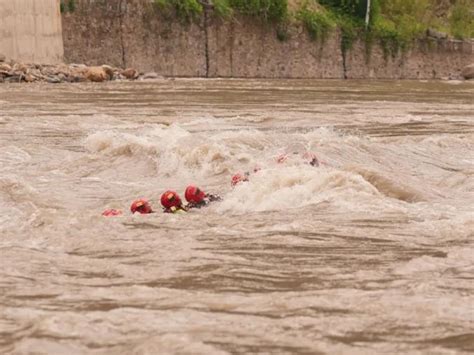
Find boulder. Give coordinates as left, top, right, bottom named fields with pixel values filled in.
left=70, top=65, right=87, bottom=76
left=56, top=63, right=70, bottom=75
left=69, top=66, right=88, bottom=82
left=426, top=28, right=448, bottom=39
left=5, top=75, right=22, bottom=83
left=461, top=64, right=474, bottom=80
left=101, top=65, right=115, bottom=80
left=86, top=66, right=108, bottom=82
left=0, top=63, right=12, bottom=72
left=0, top=54, right=5, bottom=62
left=24, top=74, right=36, bottom=83
left=58, top=73, right=67, bottom=81
left=29, top=68, right=44, bottom=80
left=41, top=66, right=56, bottom=76
left=70, top=74, right=87, bottom=83
left=47, top=75, right=62, bottom=84
left=69, top=63, right=87, bottom=70
left=12, top=63, right=28, bottom=73
left=141, top=72, right=162, bottom=80
left=121, top=68, right=139, bottom=80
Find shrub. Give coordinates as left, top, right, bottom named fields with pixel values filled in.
left=449, top=0, right=474, bottom=39
left=154, top=0, right=203, bottom=22
left=213, top=0, right=234, bottom=19
left=68, top=0, right=76, bottom=12
left=60, top=0, right=76, bottom=13
left=229, top=0, right=288, bottom=22
left=318, top=0, right=371, bottom=20
left=297, top=6, right=336, bottom=41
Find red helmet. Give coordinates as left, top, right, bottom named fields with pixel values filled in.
left=185, top=185, right=205, bottom=204
left=102, top=208, right=122, bottom=217
left=130, top=199, right=153, bottom=214
left=161, top=190, right=182, bottom=209
left=231, top=173, right=249, bottom=187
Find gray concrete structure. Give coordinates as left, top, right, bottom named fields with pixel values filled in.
left=0, top=0, right=63, bottom=63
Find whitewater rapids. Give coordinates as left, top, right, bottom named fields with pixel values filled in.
left=0, top=79, right=473, bottom=354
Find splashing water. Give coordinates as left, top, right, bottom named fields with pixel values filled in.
left=1, top=80, right=473, bottom=354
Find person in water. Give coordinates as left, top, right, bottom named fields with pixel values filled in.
left=184, top=185, right=221, bottom=209
left=277, top=151, right=320, bottom=167
left=102, top=208, right=123, bottom=217
left=230, top=151, right=320, bottom=186
left=161, top=190, right=187, bottom=213
left=231, top=172, right=250, bottom=187
left=160, top=186, right=221, bottom=213
left=103, top=187, right=220, bottom=216
left=102, top=198, right=153, bottom=217
left=130, top=198, right=154, bottom=214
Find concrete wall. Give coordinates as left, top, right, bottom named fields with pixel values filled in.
left=62, top=0, right=207, bottom=76
left=345, top=38, right=474, bottom=80
left=0, top=0, right=64, bottom=63
left=61, top=0, right=473, bottom=79
left=62, top=0, right=344, bottom=78
left=207, top=18, right=344, bottom=78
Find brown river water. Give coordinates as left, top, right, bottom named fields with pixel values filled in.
left=0, top=79, right=473, bottom=354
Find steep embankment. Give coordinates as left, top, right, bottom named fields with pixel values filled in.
left=61, top=0, right=473, bottom=79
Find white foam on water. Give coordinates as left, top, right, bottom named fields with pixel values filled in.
left=218, top=165, right=392, bottom=214
left=2, top=80, right=473, bottom=354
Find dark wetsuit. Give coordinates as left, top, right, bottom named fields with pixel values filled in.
left=187, top=194, right=222, bottom=209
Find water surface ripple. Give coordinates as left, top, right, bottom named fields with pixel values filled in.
left=1, top=80, right=473, bottom=354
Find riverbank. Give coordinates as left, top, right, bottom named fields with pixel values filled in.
left=1, top=56, right=473, bottom=84
left=0, top=57, right=163, bottom=84
left=60, top=0, right=473, bottom=80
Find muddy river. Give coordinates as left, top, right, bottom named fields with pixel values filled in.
left=1, top=79, right=473, bottom=354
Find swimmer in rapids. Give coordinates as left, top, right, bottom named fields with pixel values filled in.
left=276, top=151, right=320, bottom=167
left=102, top=208, right=123, bottom=217
left=130, top=198, right=154, bottom=214
left=103, top=186, right=221, bottom=216
left=160, top=190, right=187, bottom=213
left=231, top=172, right=250, bottom=187
left=161, top=186, right=222, bottom=213
left=103, top=198, right=153, bottom=217
left=231, top=166, right=261, bottom=187
left=230, top=150, right=321, bottom=186
left=184, top=185, right=221, bottom=209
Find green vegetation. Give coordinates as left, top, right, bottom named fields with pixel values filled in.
left=296, top=4, right=336, bottom=41
left=153, top=0, right=203, bottom=21
left=228, top=0, right=288, bottom=22
left=60, top=0, right=76, bottom=13
left=149, top=0, right=473, bottom=54
left=449, top=0, right=474, bottom=39
left=153, top=0, right=288, bottom=22
left=374, top=0, right=432, bottom=54
left=213, top=0, right=234, bottom=19
left=318, top=0, right=369, bottom=20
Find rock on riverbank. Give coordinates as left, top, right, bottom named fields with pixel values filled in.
left=0, top=56, right=161, bottom=84
left=461, top=64, right=474, bottom=80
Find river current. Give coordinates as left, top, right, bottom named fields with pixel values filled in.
left=0, top=80, right=473, bottom=354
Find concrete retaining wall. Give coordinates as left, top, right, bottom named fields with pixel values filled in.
left=0, top=0, right=64, bottom=63
left=61, top=0, right=473, bottom=79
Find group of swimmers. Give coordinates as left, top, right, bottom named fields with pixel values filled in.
left=102, top=151, right=321, bottom=216
left=102, top=185, right=222, bottom=216
left=231, top=151, right=320, bottom=186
